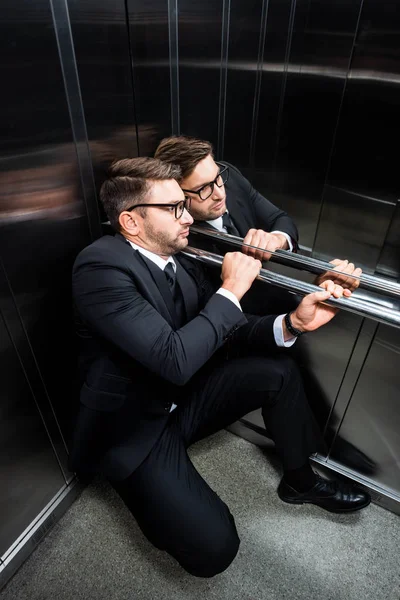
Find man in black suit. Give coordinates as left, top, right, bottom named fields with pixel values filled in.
left=70, top=157, right=370, bottom=579
left=154, top=135, right=299, bottom=260
left=154, top=136, right=376, bottom=477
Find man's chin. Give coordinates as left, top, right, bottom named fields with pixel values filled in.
left=170, top=238, right=188, bottom=254
left=209, top=203, right=226, bottom=220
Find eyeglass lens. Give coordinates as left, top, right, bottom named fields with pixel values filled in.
left=199, top=167, right=228, bottom=200
left=175, top=197, right=191, bottom=218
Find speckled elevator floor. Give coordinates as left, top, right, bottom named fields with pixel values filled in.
left=1, top=430, right=399, bottom=600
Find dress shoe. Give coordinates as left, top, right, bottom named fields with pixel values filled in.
left=277, top=474, right=371, bottom=513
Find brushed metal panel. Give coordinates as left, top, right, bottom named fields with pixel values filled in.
left=326, top=0, right=400, bottom=205
left=331, top=324, right=400, bottom=492
left=50, top=0, right=102, bottom=241
left=315, top=0, right=400, bottom=277
left=253, top=0, right=362, bottom=251
left=178, top=0, right=224, bottom=146
left=253, top=0, right=294, bottom=171
left=223, top=0, right=264, bottom=166
left=68, top=0, right=139, bottom=201
left=376, top=200, right=400, bottom=280
left=0, top=480, right=82, bottom=591
left=0, top=312, right=65, bottom=558
left=312, top=185, right=396, bottom=272
left=127, top=0, right=171, bottom=155
left=0, top=0, right=93, bottom=459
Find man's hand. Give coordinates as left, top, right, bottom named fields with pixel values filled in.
left=284, top=280, right=351, bottom=339
left=314, top=258, right=362, bottom=293
left=242, top=229, right=288, bottom=261
left=221, top=252, right=262, bottom=301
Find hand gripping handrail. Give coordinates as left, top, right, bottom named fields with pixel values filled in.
left=182, top=246, right=400, bottom=329
left=189, top=226, right=400, bottom=298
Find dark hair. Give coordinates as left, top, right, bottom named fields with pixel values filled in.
left=154, top=136, right=214, bottom=180
left=99, top=157, right=181, bottom=231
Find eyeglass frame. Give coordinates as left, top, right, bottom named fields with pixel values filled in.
left=181, top=162, right=229, bottom=201
left=126, top=196, right=191, bottom=220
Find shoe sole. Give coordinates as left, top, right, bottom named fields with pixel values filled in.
left=278, top=496, right=372, bottom=514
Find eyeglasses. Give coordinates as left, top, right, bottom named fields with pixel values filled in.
left=181, top=162, right=229, bottom=201
left=127, top=196, right=191, bottom=220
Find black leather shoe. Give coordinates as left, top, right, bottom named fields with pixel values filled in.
left=277, top=474, right=371, bottom=513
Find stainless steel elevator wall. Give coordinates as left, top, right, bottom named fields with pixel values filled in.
left=1, top=0, right=399, bottom=590
left=0, top=0, right=103, bottom=585
left=125, top=0, right=400, bottom=505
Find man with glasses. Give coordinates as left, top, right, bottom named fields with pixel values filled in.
left=70, top=156, right=370, bottom=580
left=154, top=136, right=376, bottom=477
left=154, top=135, right=298, bottom=260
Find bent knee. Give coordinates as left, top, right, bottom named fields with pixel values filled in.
left=181, top=527, right=240, bottom=578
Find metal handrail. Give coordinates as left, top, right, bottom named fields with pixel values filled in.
left=189, top=226, right=400, bottom=298
left=182, top=246, right=400, bottom=329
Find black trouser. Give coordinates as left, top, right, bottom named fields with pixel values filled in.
left=111, top=354, right=321, bottom=578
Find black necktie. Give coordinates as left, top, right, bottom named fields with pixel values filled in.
left=164, top=262, right=186, bottom=327
left=222, top=212, right=240, bottom=236
left=164, top=262, right=177, bottom=297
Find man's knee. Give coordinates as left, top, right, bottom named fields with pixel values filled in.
left=180, top=523, right=240, bottom=578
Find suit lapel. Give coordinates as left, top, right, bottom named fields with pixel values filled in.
left=114, top=235, right=200, bottom=327
left=225, top=187, right=247, bottom=237
left=114, top=234, right=177, bottom=326
left=136, top=254, right=180, bottom=327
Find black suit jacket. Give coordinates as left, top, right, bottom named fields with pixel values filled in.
left=69, top=233, right=278, bottom=481
left=195, top=161, right=299, bottom=249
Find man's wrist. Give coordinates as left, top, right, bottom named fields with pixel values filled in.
left=272, top=233, right=289, bottom=250
left=221, top=281, right=245, bottom=302
left=285, top=311, right=306, bottom=336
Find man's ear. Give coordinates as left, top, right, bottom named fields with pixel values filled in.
left=119, top=211, right=141, bottom=235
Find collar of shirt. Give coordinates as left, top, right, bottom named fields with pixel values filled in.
left=206, top=213, right=227, bottom=232
left=126, top=239, right=176, bottom=272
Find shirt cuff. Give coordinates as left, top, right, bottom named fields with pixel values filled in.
left=271, top=231, right=293, bottom=252
left=216, top=288, right=242, bottom=312
left=274, top=314, right=297, bottom=347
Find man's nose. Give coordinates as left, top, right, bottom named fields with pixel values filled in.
left=181, top=208, right=193, bottom=224
left=211, top=184, right=224, bottom=200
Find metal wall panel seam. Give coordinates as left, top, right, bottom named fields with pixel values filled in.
left=321, top=315, right=367, bottom=440
left=217, top=0, right=231, bottom=158
left=124, top=0, right=141, bottom=156
left=310, top=0, right=365, bottom=253
left=0, top=479, right=83, bottom=591
left=272, top=0, right=297, bottom=170
left=0, top=261, right=70, bottom=484
left=374, top=200, right=399, bottom=271
left=327, top=319, right=379, bottom=459
left=49, top=0, right=102, bottom=241
left=167, top=0, right=180, bottom=135
left=249, top=0, right=270, bottom=171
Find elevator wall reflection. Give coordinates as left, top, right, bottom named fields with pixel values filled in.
left=1, top=0, right=400, bottom=589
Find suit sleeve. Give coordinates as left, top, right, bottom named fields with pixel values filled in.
left=228, top=163, right=299, bottom=249
left=72, top=250, right=247, bottom=386
left=229, top=314, right=280, bottom=355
